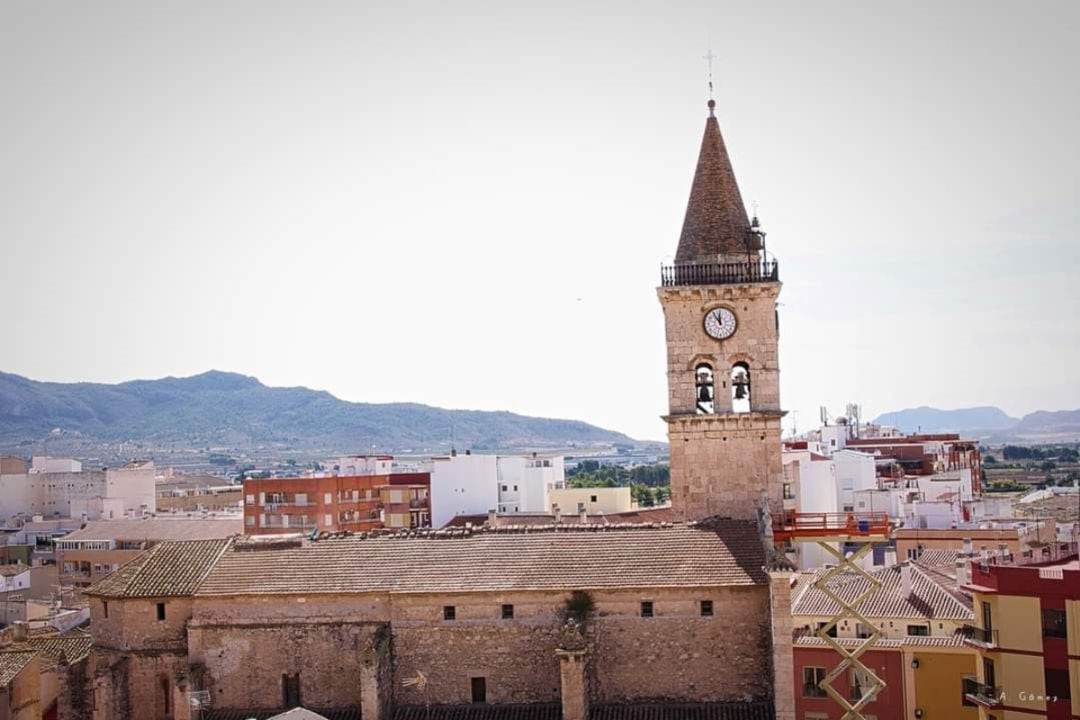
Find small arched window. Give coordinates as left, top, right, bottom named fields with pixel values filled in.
left=695, top=364, right=715, bottom=415
left=731, top=362, right=751, bottom=413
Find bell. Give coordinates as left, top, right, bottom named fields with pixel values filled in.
left=734, top=383, right=747, bottom=400
left=698, top=386, right=712, bottom=402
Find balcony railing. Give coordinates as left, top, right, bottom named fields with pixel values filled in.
left=660, top=260, right=779, bottom=287
left=963, top=678, right=1002, bottom=707
left=961, top=625, right=999, bottom=648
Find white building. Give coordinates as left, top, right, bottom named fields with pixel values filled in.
left=430, top=453, right=565, bottom=527
left=0, top=564, right=31, bottom=593
left=30, top=457, right=82, bottom=474
left=833, top=449, right=877, bottom=512
left=334, top=455, right=393, bottom=476
left=0, top=458, right=156, bottom=522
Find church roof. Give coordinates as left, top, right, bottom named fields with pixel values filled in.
left=675, top=102, right=756, bottom=264
left=195, top=520, right=767, bottom=596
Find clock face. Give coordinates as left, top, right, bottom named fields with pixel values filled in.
left=704, top=307, right=737, bottom=340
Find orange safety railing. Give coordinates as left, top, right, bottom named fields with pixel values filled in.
left=772, top=512, right=889, bottom=541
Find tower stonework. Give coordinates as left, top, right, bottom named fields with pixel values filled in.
left=660, top=101, right=784, bottom=522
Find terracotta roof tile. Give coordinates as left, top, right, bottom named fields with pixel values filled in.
left=198, top=521, right=767, bottom=596
left=0, top=651, right=35, bottom=686
left=791, top=562, right=972, bottom=621
left=61, top=517, right=242, bottom=543
left=85, top=539, right=230, bottom=598
left=794, top=633, right=967, bottom=649
left=675, top=108, right=756, bottom=263
left=28, top=634, right=93, bottom=665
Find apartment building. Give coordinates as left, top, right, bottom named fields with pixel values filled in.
left=54, top=516, right=242, bottom=588
left=962, top=548, right=1080, bottom=720
left=793, top=552, right=979, bottom=720
left=242, top=473, right=431, bottom=535
left=430, top=452, right=565, bottom=528
left=0, top=458, right=156, bottom=521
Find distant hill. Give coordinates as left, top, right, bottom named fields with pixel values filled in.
left=872, top=406, right=1080, bottom=442
left=871, top=406, right=1019, bottom=434
left=0, top=370, right=637, bottom=452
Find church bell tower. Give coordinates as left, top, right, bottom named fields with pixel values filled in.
left=659, top=99, right=784, bottom=522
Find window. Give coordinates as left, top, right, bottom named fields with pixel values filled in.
left=324, top=493, right=332, bottom=504
left=513, top=485, right=518, bottom=492
left=700, top=600, right=713, bottom=617
left=640, top=601, right=654, bottom=618
left=502, top=604, right=514, bottom=620
left=471, top=676, right=487, bottom=703
left=1046, top=668, right=1071, bottom=699
left=245, top=494, right=255, bottom=505
left=982, top=601, right=993, bottom=632
left=983, top=658, right=996, bottom=689
left=245, top=515, right=255, bottom=527
left=156, top=603, right=166, bottom=621
left=590, top=495, right=598, bottom=503
left=695, top=364, right=715, bottom=414
left=103, top=601, right=108, bottom=619
left=849, top=668, right=873, bottom=700
left=161, top=677, right=171, bottom=715
left=324, top=514, right=332, bottom=526
left=501, top=485, right=508, bottom=492
left=1042, top=608, right=1067, bottom=638
left=803, top=666, right=827, bottom=697
left=282, top=673, right=301, bottom=708
left=907, top=624, right=930, bottom=637
left=961, top=675, right=977, bottom=707
left=816, top=622, right=837, bottom=638
left=855, top=623, right=873, bottom=639
left=443, top=605, right=456, bottom=621
left=783, top=483, right=795, bottom=500
left=731, top=362, right=751, bottom=413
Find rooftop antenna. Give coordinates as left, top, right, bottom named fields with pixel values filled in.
left=702, top=47, right=716, bottom=116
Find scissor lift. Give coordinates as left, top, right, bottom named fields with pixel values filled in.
left=773, top=512, right=890, bottom=720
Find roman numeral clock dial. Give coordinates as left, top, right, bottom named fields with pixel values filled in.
left=703, top=307, right=737, bottom=340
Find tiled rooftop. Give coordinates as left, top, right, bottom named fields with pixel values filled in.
left=394, top=704, right=775, bottom=720
left=791, top=561, right=972, bottom=621
left=0, top=650, right=36, bottom=686
left=0, top=563, right=29, bottom=577
left=197, top=520, right=767, bottom=596
left=60, top=517, right=242, bottom=543
left=86, top=539, right=230, bottom=598
left=794, top=632, right=968, bottom=649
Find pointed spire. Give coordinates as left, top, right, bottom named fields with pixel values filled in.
left=675, top=102, right=758, bottom=264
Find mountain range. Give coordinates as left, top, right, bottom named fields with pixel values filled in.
left=872, top=405, right=1080, bottom=441
left=0, top=370, right=638, bottom=453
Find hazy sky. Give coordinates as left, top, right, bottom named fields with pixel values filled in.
left=2, top=1, right=1078, bottom=442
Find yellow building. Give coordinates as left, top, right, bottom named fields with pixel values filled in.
left=549, top=486, right=633, bottom=515
left=962, top=550, right=1079, bottom=720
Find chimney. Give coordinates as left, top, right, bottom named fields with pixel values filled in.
left=553, top=505, right=562, bottom=524
left=980, top=545, right=989, bottom=562
left=900, top=564, right=913, bottom=599
left=962, top=537, right=973, bottom=558
left=488, top=509, right=497, bottom=526
left=954, top=558, right=969, bottom=590
left=578, top=504, right=588, bottom=524
left=11, top=621, right=27, bottom=643
left=998, top=542, right=1010, bottom=563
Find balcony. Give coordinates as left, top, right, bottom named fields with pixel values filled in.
left=963, top=678, right=1003, bottom=707
left=961, top=625, right=999, bottom=649
left=660, top=259, right=779, bottom=287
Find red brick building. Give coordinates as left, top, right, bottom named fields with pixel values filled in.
left=243, top=473, right=430, bottom=534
